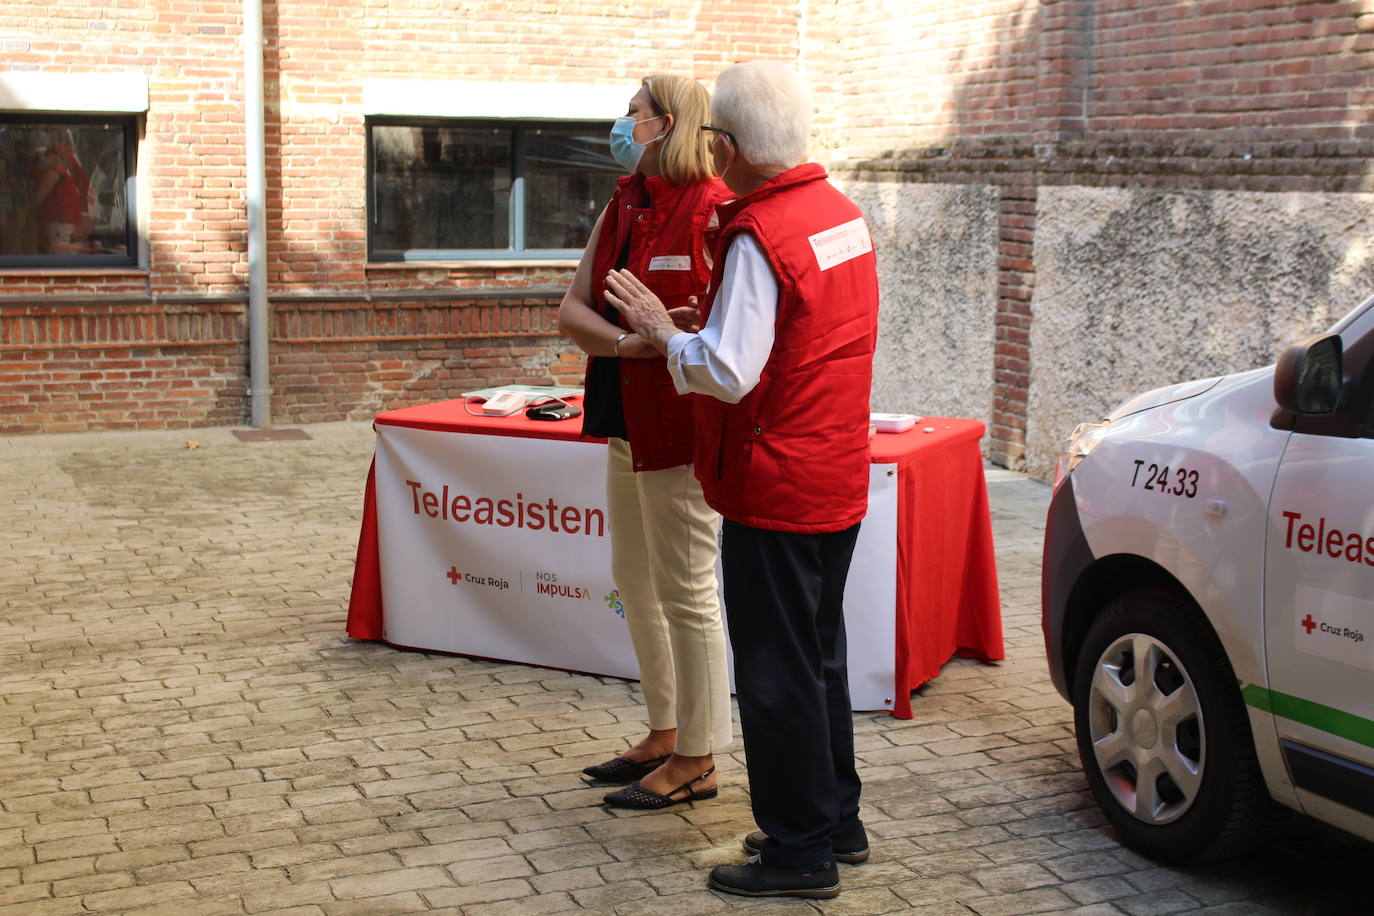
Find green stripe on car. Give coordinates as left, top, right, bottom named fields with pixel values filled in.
left=1242, top=683, right=1374, bottom=749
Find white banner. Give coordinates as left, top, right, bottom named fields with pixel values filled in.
left=374, top=425, right=898, bottom=711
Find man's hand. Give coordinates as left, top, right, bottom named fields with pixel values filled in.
left=604, top=270, right=680, bottom=355
left=668, top=298, right=701, bottom=332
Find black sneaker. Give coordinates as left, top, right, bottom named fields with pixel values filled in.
left=708, top=855, right=839, bottom=899
left=741, top=827, right=870, bottom=864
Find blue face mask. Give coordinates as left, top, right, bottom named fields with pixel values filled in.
left=609, top=115, right=663, bottom=173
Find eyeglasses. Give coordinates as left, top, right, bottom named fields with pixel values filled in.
left=700, top=125, right=736, bottom=146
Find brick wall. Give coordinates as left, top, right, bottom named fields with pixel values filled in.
left=0, top=0, right=798, bottom=434
left=3, top=0, right=1371, bottom=452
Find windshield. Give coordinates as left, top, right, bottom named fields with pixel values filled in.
left=1330, top=293, right=1374, bottom=344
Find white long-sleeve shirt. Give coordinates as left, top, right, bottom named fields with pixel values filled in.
left=665, top=234, right=779, bottom=404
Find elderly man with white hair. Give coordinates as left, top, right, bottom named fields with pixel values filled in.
left=605, top=60, right=880, bottom=900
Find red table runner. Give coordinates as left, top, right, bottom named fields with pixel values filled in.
left=870, top=420, right=1004, bottom=717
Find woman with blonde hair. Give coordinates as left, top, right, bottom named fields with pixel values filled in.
left=559, top=74, right=732, bottom=809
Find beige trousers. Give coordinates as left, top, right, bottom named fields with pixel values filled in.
left=606, top=438, right=732, bottom=755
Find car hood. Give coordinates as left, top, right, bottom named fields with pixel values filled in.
left=1105, top=375, right=1226, bottom=421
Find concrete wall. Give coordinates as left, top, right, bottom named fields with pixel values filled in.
left=838, top=179, right=1000, bottom=423
left=1026, top=187, right=1374, bottom=479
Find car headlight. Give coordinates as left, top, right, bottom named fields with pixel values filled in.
left=1054, top=420, right=1112, bottom=487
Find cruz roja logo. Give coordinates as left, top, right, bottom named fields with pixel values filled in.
left=533, top=570, right=593, bottom=600
left=445, top=565, right=510, bottom=591
left=1299, top=612, right=1364, bottom=644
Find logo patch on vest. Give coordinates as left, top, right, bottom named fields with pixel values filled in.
left=807, top=217, right=873, bottom=271
left=648, top=255, right=691, bottom=271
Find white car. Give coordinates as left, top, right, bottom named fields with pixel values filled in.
left=1042, top=293, right=1374, bottom=864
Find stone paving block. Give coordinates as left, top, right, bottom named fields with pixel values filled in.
left=395, top=837, right=515, bottom=867
left=545, top=787, right=608, bottom=812
left=1061, top=875, right=1139, bottom=905
left=1115, top=889, right=1206, bottom=915
left=987, top=740, right=1069, bottom=764
left=972, top=860, right=1062, bottom=893
left=123, top=900, right=246, bottom=916
left=241, top=879, right=338, bottom=912
left=327, top=864, right=450, bottom=899
left=817, top=885, right=913, bottom=914
left=0, top=847, right=32, bottom=872
left=526, top=842, right=617, bottom=873
left=17, top=858, right=92, bottom=887
left=568, top=879, right=656, bottom=909
left=596, top=855, right=691, bottom=884
left=31, top=834, right=119, bottom=864
left=1044, top=851, right=1138, bottom=883
left=420, top=877, right=536, bottom=907
left=286, top=852, right=399, bottom=885
left=462, top=892, right=580, bottom=916
left=332, top=830, right=425, bottom=858
left=294, top=798, right=413, bottom=826
left=614, top=893, right=735, bottom=915
left=450, top=853, right=537, bottom=885
left=1002, top=814, right=1084, bottom=838
left=0, top=881, right=54, bottom=907
left=529, top=865, right=604, bottom=894
left=321, top=891, right=428, bottom=915
left=0, top=898, right=88, bottom=916
left=110, top=820, right=226, bottom=851
left=49, top=872, right=135, bottom=898
left=971, top=886, right=1081, bottom=915
left=900, top=904, right=989, bottom=916
left=136, top=852, right=254, bottom=884
left=890, top=872, right=989, bottom=906
left=1187, top=904, right=1288, bottom=916
left=78, top=879, right=198, bottom=910
left=210, top=795, right=299, bottom=823
left=250, top=842, right=342, bottom=870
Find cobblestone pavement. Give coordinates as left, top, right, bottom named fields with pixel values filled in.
left=2, top=422, right=1369, bottom=916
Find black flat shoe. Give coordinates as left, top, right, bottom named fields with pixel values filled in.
left=709, top=855, right=839, bottom=899
left=581, top=754, right=669, bottom=784
left=742, top=827, right=870, bottom=864
left=603, top=766, right=717, bottom=810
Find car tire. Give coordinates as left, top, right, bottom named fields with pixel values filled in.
left=1072, top=588, right=1268, bottom=864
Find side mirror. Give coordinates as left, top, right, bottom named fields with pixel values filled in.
left=1274, top=333, right=1342, bottom=415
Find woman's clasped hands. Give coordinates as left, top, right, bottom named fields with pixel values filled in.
left=604, top=270, right=701, bottom=355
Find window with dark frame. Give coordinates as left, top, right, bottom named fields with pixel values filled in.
left=367, top=119, right=622, bottom=261
left=0, top=115, right=137, bottom=267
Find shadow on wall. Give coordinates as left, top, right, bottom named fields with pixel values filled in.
left=827, top=0, right=1374, bottom=479
left=823, top=0, right=1040, bottom=430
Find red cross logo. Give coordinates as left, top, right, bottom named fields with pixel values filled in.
left=1300, top=613, right=1317, bottom=635
left=446, top=566, right=462, bottom=586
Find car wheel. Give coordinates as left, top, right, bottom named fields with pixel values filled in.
left=1072, top=589, right=1268, bottom=864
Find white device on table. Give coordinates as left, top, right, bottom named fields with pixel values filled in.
left=870, top=412, right=921, bottom=433
left=480, top=389, right=527, bottom=416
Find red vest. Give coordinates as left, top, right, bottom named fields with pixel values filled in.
left=693, top=163, right=879, bottom=533
left=587, top=172, right=730, bottom=471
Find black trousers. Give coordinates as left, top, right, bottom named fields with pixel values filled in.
left=721, top=518, right=864, bottom=868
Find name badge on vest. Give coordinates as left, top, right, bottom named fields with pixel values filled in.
left=647, top=255, right=691, bottom=271
left=807, top=217, right=873, bottom=271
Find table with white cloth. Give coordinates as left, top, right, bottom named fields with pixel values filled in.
left=346, top=396, right=1003, bottom=718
